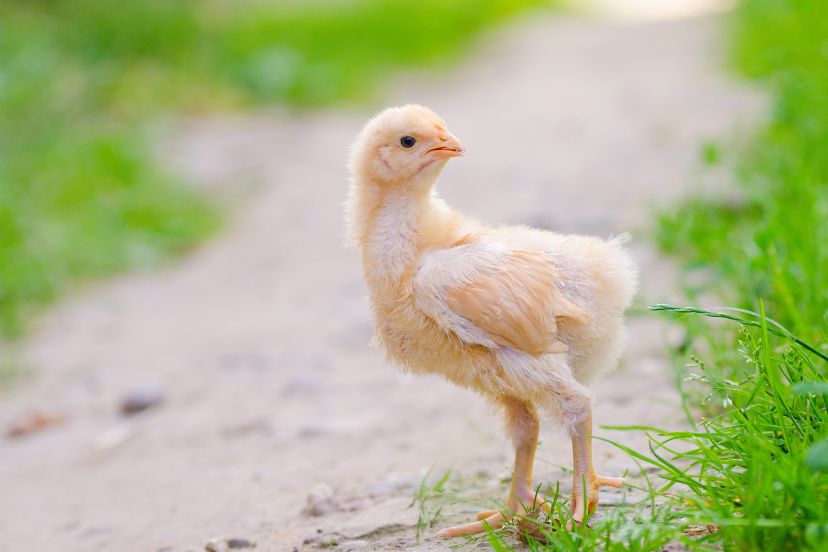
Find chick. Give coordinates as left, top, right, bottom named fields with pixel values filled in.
left=346, top=105, right=637, bottom=537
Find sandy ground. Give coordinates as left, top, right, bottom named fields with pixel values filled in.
left=0, top=12, right=762, bottom=552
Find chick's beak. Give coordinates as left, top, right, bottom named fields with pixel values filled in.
left=427, top=133, right=465, bottom=159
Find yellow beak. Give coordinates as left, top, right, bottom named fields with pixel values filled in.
left=427, top=134, right=465, bottom=158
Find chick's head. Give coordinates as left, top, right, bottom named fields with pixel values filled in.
left=349, top=104, right=464, bottom=190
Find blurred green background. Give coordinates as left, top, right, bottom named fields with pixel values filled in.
left=0, top=0, right=549, bottom=337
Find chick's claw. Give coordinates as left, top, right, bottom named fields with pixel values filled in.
left=439, top=511, right=506, bottom=538
left=569, top=474, right=624, bottom=525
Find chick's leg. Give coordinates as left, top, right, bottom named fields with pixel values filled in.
left=439, top=397, right=545, bottom=539
left=503, top=396, right=547, bottom=511
left=568, top=403, right=624, bottom=525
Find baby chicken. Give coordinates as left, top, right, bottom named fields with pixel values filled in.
left=346, top=105, right=637, bottom=537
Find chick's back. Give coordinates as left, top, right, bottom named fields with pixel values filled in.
left=491, top=225, right=638, bottom=381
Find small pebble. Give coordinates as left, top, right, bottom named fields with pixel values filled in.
left=227, top=538, right=255, bottom=549
left=120, top=383, right=164, bottom=415
left=304, top=483, right=338, bottom=516
left=91, top=425, right=131, bottom=452
left=205, top=537, right=256, bottom=551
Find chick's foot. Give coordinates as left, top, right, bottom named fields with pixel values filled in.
left=438, top=493, right=550, bottom=538
left=569, top=473, right=624, bottom=525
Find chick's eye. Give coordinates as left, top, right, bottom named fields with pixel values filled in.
left=400, top=135, right=416, bottom=148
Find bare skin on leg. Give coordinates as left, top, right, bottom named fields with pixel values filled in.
left=568, top=404, right=624, bottom=525
left=440, top=398, right=623, bottom=538
left=439, top=397, right=549, bottom=538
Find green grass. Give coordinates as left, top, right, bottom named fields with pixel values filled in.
left=484, top=479, right=699, bottom=551
left=643, top=0, right=828, bottom=549
left=482, top=308, right=828, bottom=551
left=628, top=306, right=827, bottom=551
left=485, top=0, right=828, bottom=549
left=657, top=0, right=828, bottom=340
left=0, top=0, right=551, bottom=338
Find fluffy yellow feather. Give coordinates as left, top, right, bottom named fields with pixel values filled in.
left=346, top=105, right=638, bottom=536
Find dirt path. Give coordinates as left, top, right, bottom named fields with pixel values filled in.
left=0, top=12, right=760, bottom=552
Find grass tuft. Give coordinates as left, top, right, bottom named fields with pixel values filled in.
left=644, top=305, right=828, bottom=550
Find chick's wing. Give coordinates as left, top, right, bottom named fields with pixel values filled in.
left=413, top=244, right=589, bottom=356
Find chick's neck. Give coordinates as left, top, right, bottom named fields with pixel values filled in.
left=359, top=183, right=439, bottom=282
